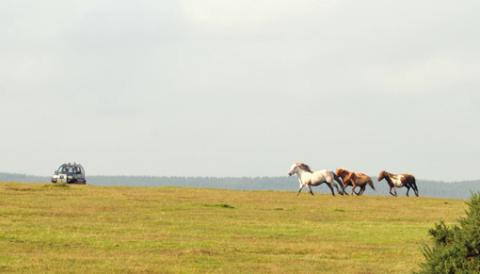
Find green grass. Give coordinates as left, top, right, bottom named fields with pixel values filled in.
left=0, top=182, right=466, bottom=273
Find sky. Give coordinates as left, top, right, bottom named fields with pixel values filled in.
left=1, top=0, right=479, bottom=180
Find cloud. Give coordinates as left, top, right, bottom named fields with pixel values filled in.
left=0, top=0, right=479, bottom=179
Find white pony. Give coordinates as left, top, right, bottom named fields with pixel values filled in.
left=288, top=162, right=346, bottom=196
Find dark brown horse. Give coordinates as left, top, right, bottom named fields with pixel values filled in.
left=335, top=168, right=375, bottom=195
left=377, top=170, right=419, bottom=197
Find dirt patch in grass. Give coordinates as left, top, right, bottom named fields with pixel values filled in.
left=203, top=203, right=235, bottom=209
left=177, top=248, right=216, bottom=256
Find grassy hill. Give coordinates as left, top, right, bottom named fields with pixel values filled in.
left=0, top=182, right=467, bottom=273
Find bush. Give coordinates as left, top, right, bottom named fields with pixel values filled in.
left=416, top=193, right=480, bottom=273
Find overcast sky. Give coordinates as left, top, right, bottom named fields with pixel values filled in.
left=1, top=0, right=479, bottom=180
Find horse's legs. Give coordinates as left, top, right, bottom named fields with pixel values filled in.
left=333, top=184, right=341, bottom=195
left=351, top=184, right=358, bottom=195
left=355, top=188, right=362, bottom=195
left=334, top=176, right=346, bottom=195
left=308, top=185, right=314, bottom=195
left=412, top=182, right=419, bottom=197
left=343, top=187, right=349, bottom=195
left=406, top=186, right=411, bottom=197
left=352, top=185, right=363, bottom=195
left=358, top=185, right=366, bottom=195
left=345, top=186, right=350, bottom=195
left=297, top=185, right=305, bottom=196
left=389, top=186, right=397, bottom=197
left=332, top=181, right=343, bottom=196
left=326, top=183, right=335, bottom=196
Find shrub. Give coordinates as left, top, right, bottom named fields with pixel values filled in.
left=416, top=193, right=480, bottom=273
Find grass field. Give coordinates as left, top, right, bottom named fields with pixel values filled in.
left=0, top=182, right=466, bottom=273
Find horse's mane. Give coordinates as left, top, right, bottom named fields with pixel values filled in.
left=297, top=163, right=313, bottom=173
left=336, top=168, right=351, bottom=177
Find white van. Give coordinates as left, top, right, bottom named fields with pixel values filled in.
left=51, top=162, right=87, bottom=184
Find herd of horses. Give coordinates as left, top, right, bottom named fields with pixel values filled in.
left=288, top=162, right=419, bottom=197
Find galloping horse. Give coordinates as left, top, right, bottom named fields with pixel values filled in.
left=335, top=168, right=375, bottom=195
left=288, top=162, right=346, bottom=196
left=377, top=170, right=419, bottom=197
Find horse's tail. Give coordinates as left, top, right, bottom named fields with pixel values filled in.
left=368, top=179, right=376, bottom=191
left=333, top=173, right=342, bottom=185
left=410, top=176, right=419, bottom=196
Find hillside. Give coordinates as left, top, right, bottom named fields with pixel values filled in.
left=1, top=172, right=479, bottom=199
left=0, top=182, right=467, bottom=273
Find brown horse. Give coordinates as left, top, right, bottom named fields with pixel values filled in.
left=377, top=170, right=419, bottom=197
left=335, top=168, right=375, bottom=195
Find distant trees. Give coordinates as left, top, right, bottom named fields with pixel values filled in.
left=416, top=193, right=480, bottom=273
